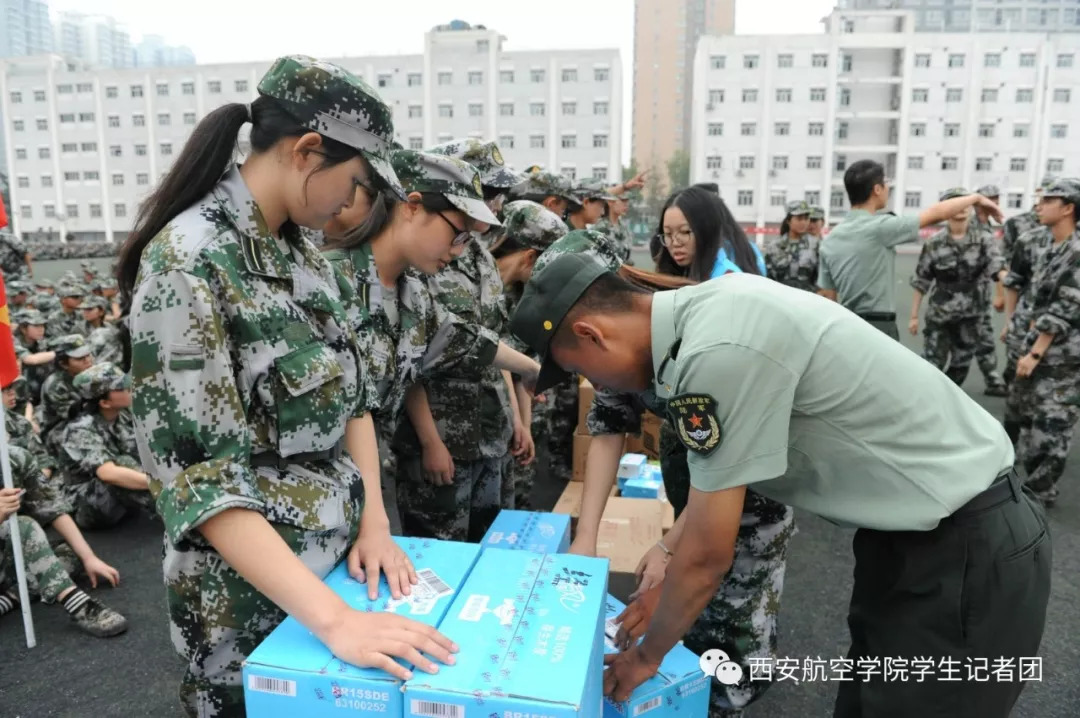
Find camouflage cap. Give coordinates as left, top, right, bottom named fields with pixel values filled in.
left=510, top=171, right=582, bottom=208
left=573, top=177, right=618, bottom=203
left=939, top=187, right=970, bottom=202
left=257, top=55, right=406, bottom=200
left=94, top=276, right=118, bottom=291
left=79, top=260, right=97, bottom=271
left=78, top=295, right=109, bottom=311
left=1039, top=174, right=1058, bottom=191
left=31, top=294, right=60, bottom=313
left=56, top=280, right=85, bottom=298
left=1, top=373, right=25, bottom=390
left=33, top=278, right=54, bottom=289
left=1040, top=178, right=1080, bottom=202
left=808, top=206, right=825, bottom=220
left=73, top=361, right=130, bottom=400
left=426, top=138, right=527, bottom=189
left=976, top=184, right=1000, bottom=198
left=785, top=200, right=811, bottom=216
left=14, top=308, right=46, bottom=326
left=50, top=333, right=92, bottom=359
left=6, top=279, right=29, bottom=295
left=390, top=149, right=501, bottom=226
left=499, top=200, right=569, bottom=252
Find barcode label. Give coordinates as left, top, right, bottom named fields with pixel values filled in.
left=415, top=568, right=453, bottom=598
left=411, top=699, right=464, bottom=717
left=634, top=696, right=663, bottom=715
left=247, top=675, right=296, bottom=697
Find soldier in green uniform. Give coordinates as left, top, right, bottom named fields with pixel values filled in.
left=763, top=200, right=818, bottom=292
left=82, top=296, right=124, bottom=367
left=28, top=278, right=59, bottom=316
left=807, top=205, right=825, bottom=240
left=3, top=375, right=57, bottom=477
left=513, top=253, right=1049, bottom=718
left=908, top=188, right=1007, bottom=389
left=6, top=280, right=30, bottom=310
left=967, top=185, right=1010, bottom=396
left=79, top=259, right=98, bottom=285
left=92, top=276, right=122, bottom=322
left=119, top=56, right=458, bottom=716
left=46, top=280, right=88, bottom=339
left=1002, top=177, right=1053, bottom=266
left=40, top=334, right=94, bottom=455
left=12, top=308, right=53, bottom=406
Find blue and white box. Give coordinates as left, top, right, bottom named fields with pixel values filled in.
left=602, top=595, right=711, bottom=717
left=242, top=538, right=481, bottom=717
left=403, top=548, right=609, bottom=718
left=617, top=453, right=649, bottom=492
left=480, top=509, right=571, bottom=554
left=622, top=473, right=664, bottom=499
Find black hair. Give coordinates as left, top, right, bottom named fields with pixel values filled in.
left=117, top=95, right=364, bottom=306
left=489, top=235, right=529, bottom=259
left=779, top=212, right=810, bottom=237
left=323, top=190, right=456, bottom=251
left=482, top=185, right=503, bottom=202
left=555, top=272, right=650, bottom=346
left=693, top=182, right=720, bottom=195
left=654, top=186, right=761, bottom=281
left=844, top=160, right=886, bottom=206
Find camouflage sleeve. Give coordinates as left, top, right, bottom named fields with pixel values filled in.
left=130, top=269, right=263, bottom=545
left=419, top=286, right=499, bottom=377
left=13, top=337, right=28, bottom=361
left=9, top=445, right=71, bottom=526
left=327, top=257, right=379, bottom=418
left=910, top=243, right=934, bottom=294
left=586, top=385, right=643, bottom=436
left=61, top=421, right=120, bottom=476
left=1003, top=218, right=1019, bottom=262
left=1033, top=265, right=1080, bottom=337
left=1003, top=239, right=1032, bottom=291
left=25, top=426, right=56, bottom=471
left=984, top=232, right=1005, bottom=278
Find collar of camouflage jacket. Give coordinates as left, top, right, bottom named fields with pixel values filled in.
left=211, top=165, right=297, bottom=281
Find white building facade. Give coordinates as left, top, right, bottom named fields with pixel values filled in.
left=0, top=23, right=622, bottom=242
left=691, top=9, right=1080, bottom=229
left=54, top=12, right=133, bottom=70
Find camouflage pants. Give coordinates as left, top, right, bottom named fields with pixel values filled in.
left=1003, top=356, right=1023, bottom=445
left=923, top=317, right=999, bottom=386
left=376, top=430, right=403, bottom=536
left=400, top=456, right=504, bottom=543
left=535, top=378, right=578, bottom=485
left=1014, top=366, right=1080, bottom=496
left=660, top=424, right=795, bottom=717
left=974, top=310, right=1004, bottom=383
left=164, top=519, right=355, bottom=717
left=0, top=516, right=76, bottom=604
left=504, top=407, right=546, bottom=511
left=67, top=478, right=157, bottom=530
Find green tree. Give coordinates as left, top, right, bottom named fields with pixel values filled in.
left=667, top=150, right=690, bottom=191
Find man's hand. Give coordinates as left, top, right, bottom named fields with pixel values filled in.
left=908, top=317, right=919, bottom=336
left=993, top=294, right=1005, bottom=312
left=614, top=583, right=663, bottom=650
left=631, top=543, right=670, bottom=600
left=603, top=645, right=662, bottom=703
left=1016, top=353, right=1041, bottom=378
left=421, top=439, right=455, bottom=486
left=975, top=195, right=1005, bottom=224
left=622, top=169, right=650, bottom=192
left=0, top=488, right=23, bottom=522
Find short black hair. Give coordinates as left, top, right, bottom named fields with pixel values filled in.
left=844, top=160, right=886, bottom=206
left=693, top=182, right=719, bottom=195
left=555, top=272, right=648, bottom=344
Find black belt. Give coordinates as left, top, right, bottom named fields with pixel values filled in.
left=858, top=312, right=896, bottom=322
left=251, top=442, right=344, bottom=470
left=953, top=468, right=1021, bottom=517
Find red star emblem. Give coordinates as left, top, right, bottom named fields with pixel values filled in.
left=689, top=414, right=704, bottom=428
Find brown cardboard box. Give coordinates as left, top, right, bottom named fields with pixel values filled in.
left=577, top=379, right=595, bottom=432
left=595, top=497, right=666, bottom=574
left=553, top=481, right=619, bottom=519
left=623, top=431, right=645, bottom=456
left=640, top=411, right=663, bottom=460
left=571, top=430, right=590, bottom=482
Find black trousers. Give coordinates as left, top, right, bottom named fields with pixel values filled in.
left=857, top=312, right=900, bottom=341
left=834, top=471, right=1051, bottom=718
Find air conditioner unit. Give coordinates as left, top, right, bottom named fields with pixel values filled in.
left=706, top=103, right=715, bottom=111
left=711, top=170, right=720, bottom=179
left=769, top=170, right=778, bottom=177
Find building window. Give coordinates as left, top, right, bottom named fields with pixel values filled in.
left=1017, top=89, right=1034, bottom=103
left=408, top=105, right=422, bottom=119
left=561, top=68, right=577, bottom=83
left=1051, top=124, right=1068, bottom=139
left=740, top=122, right=756, bottom=136
left=161, top=142, right=173, bottom=156
left=1054, top=89, right=1071, bottom=103
left=812, top=53, right=828, bottom=68
left=708, top=90, right=724, bottom=105
left=592, top=167, right=608, bottom=182
left=908, top=156, right=924, bottom=170
left=12, top=120, right=24, bottom=132
left=468, top=103, right=483, bottom=117
left=498, top=135, right=515, bottom=150
left=810, top=88, right=826, bottom=102
left=41, top=174, right=52, bottom=188
left=831, top=189, right=845, bottom=209
left=61, top=143, right=76, bottom=153
left=438, top=104, right=453, bottom=118
left=37, top=147, right=49, bottom=159
left=742, top=89, right=758, bottom=103
left=1007, top=193, right=1024, bottom=209
left=775, top=122, right=790, bottom=136
left=842, top=54, right=853, bottom=72
left=1058, top=54, right=1074, bottom=68
left=9, top=91, right=22, bottom=104
left=710, top=55, right=725, bottom=70
left=1010, top=157, right=1027, bottom=172
left=56, top=84, right=72, bottom=95
left=89, top=203, right=102, bottom=219
left=477, top=39, right=489, bottom=53
left=530, top=102, right=545, bottom=116
left=593, top=101, right=609, bottom=115
left=770, top=191, right=787, bottom=207
left=805, top=190, right=821, bottom=206
left=1014, top=123, right=1030, bottom=138
left=19, top=205, right=31, bottom=220
left=706, top=156, right=723, bottom=170
left=499, top=103, right=514, bottom=117
left=155, top=83, right=168, bottom=97
left=978, top=123, right=995, bottom=138
left=981, top=88, right=998, bottom=103
left=776, top=88, right=792, bottom=103
left=137, top=173, right=149, bottom=185
left=984, top=53, right=1001, bottom=68
left=399, top=136, right=418, bottom=150
left=912, top=88, right=929, bottom=103
left=531, top=69, right=545, bottom=83
left=133, top=113, right=145, bottom=127
left=33, top=89, right=45, bottom=102
left=158, top=113, right=171, bottom=126
left=1020, top=53, right=1036, bottom=68
left=15, top=148, right=27, bottom=160
left=208, top=80, right=221, bottom=93
left=66, top=203, right=79, bottom=218
left=739, top=156, right=755, bottom=170
left=500, top=70, right=514, bottom=84
left=773, top=156, right=789, bottom=171
left=941, top=156, right=958, bottom=170
left=808, top=122, right=824, bottom=136
left=1048, top=158, right=1065, bottom=173
left=777, top=54, right=793, bottom=68
left=835, top=154, right=847, bottom=172
left=946, top=88, right=963, bottom=103
left=372, top=73, right=390, bottom=88
left=109, top=145, right=121, bottom=157
left=184, top=111, right=196, bottom=125
left=469, top=71, right=484, bottom=85
left=530, top=135, right=545, bottom=149
left=83, top=171, right=99, bottom=182
left=78, top=112, right=94, bottom=123
left=178, top=81, right=194, bottom=96
left=43, top=203, right=55, bottom=218
left=905, top=192, right=921, bottom=209
left=112, top=173, right=124, bottom=186
left=59, top=113, right=75, bottom=124
left=948, top=54, right=965, bottom=68
left=593, top=133, right=608, bottom=148
left=562, top=101, right=577, bottom=115
left=135, top=144, right=147, bottom=156
left=737, top=190, right=754, bottom=206
left=975, top=157, right=993, bottom=171
left=708, top=123, right=723, bottom=136
left=944, top=123, right=960, bottom=137
left=744, top=54, right=759, bottom=69
left=837, top=121, right=849, bottom=139
left=115, top=203, right=126, bottom=218
left=807, top=156, right=822, bottom=169
left=438, top=71, right=453, bottom=85
left=840, top=88, right=851, bottom=106
left=561, top=134, right=577, bottom=149
left=408, top=73, right=422, bottom=87
left=16, top=176, right=29, bottom=189
left=911, top=123, right=927, bottom=137
left=914, top=53, right=931, bottom=68
left=76, top=82, right=93, bottom=93
left=594, top=67, right=610, bottom=82
left=103, top=114, right=118, bottom=128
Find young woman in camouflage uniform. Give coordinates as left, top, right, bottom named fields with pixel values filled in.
left=807, top=205, right=825, bottom=240
left=763, top=200, right=818, bottom=291
left=11, top=308, right=52, bottom=407
left=118, top=56, right=456, bottom=717
left=3, top=375, right=56, bottom=478
left=39, top=334, right=94, bottom=455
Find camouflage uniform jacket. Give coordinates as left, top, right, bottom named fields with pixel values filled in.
left=500, top=283, right=531, bottom=356
left=45, top=308, right=87, bottom=339
left=394, top=241, right=514, bottom=461
left=911, top=224, right=1004, bottom=322
left=40, top=370, right=80, bottom=439
left=763, top=233, right=819, bottom=292
left=1024, top=231, right=1080, bottom=367
left=59, top=410, right=141, bottom=487
left=1004, top=227, right=1055, bottom=355
left=326, top=242, right=498, bottom=431
left=4, top=445, right=71, bottom=527
left=586, top=385, right=666, bottom=437
left=588, top=216, right=633, bottom=264
left=88, top=323, right=124, bottom=367
left=5, top=408, right=57, bottom=471
left=1003, top=210, right=1040, bottom=266
left=0, top=234, right=29, bottom=281
left=13, top=333, right=51, bottom=401
left=129, top=166, right=370, bottom=546
left=534, top=229, right=624, bottom=276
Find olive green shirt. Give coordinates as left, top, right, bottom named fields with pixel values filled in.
left=817, top=209, right=920, bottom=314
left=650, top=275, right=1014, bottom=531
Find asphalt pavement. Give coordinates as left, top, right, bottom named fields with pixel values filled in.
left=1, top=253, right=1078, bottom=717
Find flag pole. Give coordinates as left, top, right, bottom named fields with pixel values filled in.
left=0, top=398, right=36, bottom=648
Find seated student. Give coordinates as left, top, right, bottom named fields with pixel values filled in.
left=82, top=296, right=124, bottom=367
left=12, top=308, right=54, bottom=408
left=40, top=334, right=95, bottom=454
left=0, top=445, right=126, bottom=638
left=58, top=362, right=155, bottom=530
left=3, top=375, right=57, bottom=478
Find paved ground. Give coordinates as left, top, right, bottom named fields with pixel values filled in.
left=2, top=254, right=1078, bottom=716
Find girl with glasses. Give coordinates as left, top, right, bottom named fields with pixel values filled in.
left=654, top=185, right=766, bottom=280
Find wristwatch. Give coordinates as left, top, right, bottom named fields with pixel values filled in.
left=1031, top=352, right=1042, bottom=360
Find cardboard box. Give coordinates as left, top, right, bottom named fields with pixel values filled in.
left=553, top=480, right=619, bottom=519
left=480, top=510, right=571, bottom=554
left=640, top=411, right=663, bottom=460
left=623, top=474, right=665, bottom=499
left=403, top=548, right=610, bottom=718
left=602, top=595, right=712, bottom=717
left=624, top=432, right=646, bottom=456
left=572, top=429, right=591, bottom=482
left=595, top=497, right=666, bottom=574
left=578, top=379, right=595, bottom=432
left=242, top=539, right=481, bottom=718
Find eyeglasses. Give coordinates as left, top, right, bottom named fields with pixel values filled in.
left=659, top=228, right=693, bottom=247
left=437, top=212, right=474, bottom=247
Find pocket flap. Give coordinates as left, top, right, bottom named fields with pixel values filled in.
left=169, top=344, right=205, bottom=371
left=275, top=343, right=344, bottom=397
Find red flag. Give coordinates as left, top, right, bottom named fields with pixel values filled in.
left=0, top=273, right=19, bottom=388
left=0, top=193, right=8, bottom=230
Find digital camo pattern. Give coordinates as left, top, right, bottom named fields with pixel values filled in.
left=400, top=456, right=503, bottom=542
left=12, top=333, right=50, bottom=404
left=45, top=307, right=88, bottom=339
left=0, top=234, right=29, bottom=281
left=1003, top=210, right=1041, bottom=267
left=499, top=281, right=541, bottom=510
left=911, top=224, right=1004, bottom=322
left=1025, top=233, right=1080, bottom=366
left=501, top=200, right=569, bottom=253
left=425, top=138, right=525, bottom=189
left=1003, top=227, right=1055, bottom=363
left=73, top=361, right=128, bottom=399
left=5, top=406, right=57, bottom=471
left=88, top=324, right=125, bottom=367
left=390, top=149, right=499, bottom=225
left=40, top=369, right=82, bottom=452
left=534, top=228, right=624, bottom=276
left=128, top=165, right=367, bottom=715
left=28, top=292, right=60, bottom=315
left=1014, top=365, right=1080, bottom=504
left=763, top=233, right=819, bottom=292
left=588, top=216, right=633, bottom=264
left=7, top=444, right=72, bottom=528
left=509, top=171, right=580, bottom=206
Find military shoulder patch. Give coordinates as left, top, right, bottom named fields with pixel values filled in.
left=667, top=393, right=722, bottom=456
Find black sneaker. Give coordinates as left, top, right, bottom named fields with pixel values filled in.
left=983, top=384, right=1009, bottom=397
left=69, top=595, right=128, bottom=638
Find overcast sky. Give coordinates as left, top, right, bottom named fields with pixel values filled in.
left=52, top=0, right=838, bottom=164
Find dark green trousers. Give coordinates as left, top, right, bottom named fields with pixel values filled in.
left=834, top=470, right=1051, bottom=718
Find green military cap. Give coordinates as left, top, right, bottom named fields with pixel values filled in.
left=1040, top=178, right=1080, bottom=202
left=33, top=278, right=54, bottom=289
left=56, top=280, right=85, bottom=298
left=976, top=184, right=1000, bottom=198
left=50, top=334, right=92, bottom=359
left=785, top=200, right=811, bottom=216
left=79, top=260, right=97, bottom=271
left=32, top=294, right=60, bottom=313
left=573, top=177, right=618, bottom=203
left=257, top=55, right=406, bottom=200
left=78, top=295, right=109, bottom=311
left=6, top=279, right=29, bottom=295
left=93, top=276, right=118, bottom=291
left=939, top=187, right=969, bottom=202
left=390, top=149, right=501, bottom=226
left=1040, top=174, right=1058, bottom=190
left=808, top=206, right=825, bottom=220
left=499, top=200, right=569, bottom=252
left=510, top=252, right=613, bottom=393
left=14, top=308, right=47, bottom=326
left=426, top=138, right=527, bottom=189
left=510, top=171, right=582, bottom=208
left=73, top=361, right=130, bottom=400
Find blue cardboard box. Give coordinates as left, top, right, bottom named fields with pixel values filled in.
left=480, top=509, right=571, bottom=554
left=617, top=453, right=649, bottom=492
left=622, top=474, right=664, bottom=499
left=602, top=595, right=711, bottom=717
left=403, top=548, right=609, bottom=718
left=243, top=538, right=481, bottom=717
